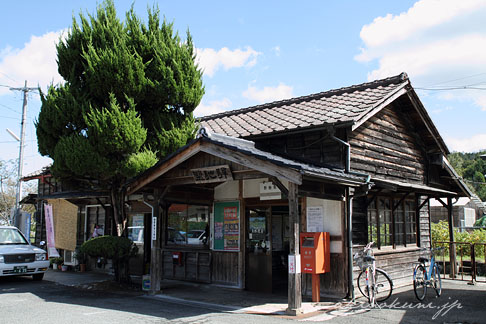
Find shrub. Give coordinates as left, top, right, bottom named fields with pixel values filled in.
left=80, top=235, right=138, bottom=282
left=431, top=220, right=486, bottom=258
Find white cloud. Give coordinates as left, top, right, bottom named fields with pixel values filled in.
left=0, top=30, right=65, bottom=95
left=242, top=83, right=293, bottom=103
left=355, top=0, right=486, bottom=111
left=445, top=133, right=486, bottom=152
left=196, top=47, right=261, bottom=77
left=194, top=98, right=232, bottom=117
left=273, top=46, right=281, bottom=57
left=358, top=0, right=485, bottom=50
left=366, top=34, right=486, bottom=81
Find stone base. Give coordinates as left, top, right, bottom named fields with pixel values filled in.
left=286, top=307, right=303, bottom=316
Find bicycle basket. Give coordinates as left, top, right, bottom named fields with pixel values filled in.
left=354, top=250, right=373, bottom=271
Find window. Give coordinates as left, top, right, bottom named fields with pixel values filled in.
left=127, top=214, right=145, bottom=244
left=368, top=196, right=417, bottom=248
left=167, top=204, right=209, bottom=246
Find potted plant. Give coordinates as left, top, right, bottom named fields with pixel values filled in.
left=54, top=257, right=64, bottom=270
left=49, top=258, right=57, bottom=269
left=74, top=248, right=88, bottom=272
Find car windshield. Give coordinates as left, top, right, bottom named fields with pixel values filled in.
left=187, top=231, right=203, bottom=238
left=0, top=228, right=28, bottom=245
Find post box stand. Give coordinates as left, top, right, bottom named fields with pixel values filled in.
left=300, top=232, right=330, bottom=302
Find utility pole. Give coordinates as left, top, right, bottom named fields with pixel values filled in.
left=9, top=80, right=37, bottom=227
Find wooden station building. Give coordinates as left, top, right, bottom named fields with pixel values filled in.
left=125, top=73, right=471, bottom=314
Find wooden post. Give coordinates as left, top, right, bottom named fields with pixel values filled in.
left=287, top=182, right=302, bottom=315
left=312, top=274, right=320, bottom=302
left=238, top=180, right=246, bottom=289
left=447, top=197, right=456, bottom=278
left=149, top=189, right=163, bottom=294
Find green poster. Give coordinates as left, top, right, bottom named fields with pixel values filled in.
left=213, top=201, right=240, bottom=251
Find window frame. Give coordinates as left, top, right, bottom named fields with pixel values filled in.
left=367, top=195, right=417, bottom=249
left=166, top=203, right=210, bottom=248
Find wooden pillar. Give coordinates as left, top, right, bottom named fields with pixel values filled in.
left=287, top=182, right=302, bottom=315
left=149, top=189, right=163, bottom=294
left=447, top=197, right=457, bottom=278
left=238, top=180, right=246, bottom=289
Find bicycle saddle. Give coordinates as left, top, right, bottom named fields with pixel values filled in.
left=418, top=257, right=428, bottom=263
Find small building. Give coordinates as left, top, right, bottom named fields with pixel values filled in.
left=126, top=73, right=471, bottom=313
left=431, top=195, right=485, bottom=229
left=21, top=168, right=150, bottom=275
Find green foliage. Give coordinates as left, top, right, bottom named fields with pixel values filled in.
left=80, top=235, right=137, bottom=261
left=448, top=151, right=486, bottom=201
left=36, top=0, right=204, bottom=180
left=475, top=215, right=486, bottom=227
left=74, top=248, right=88, bottom=264
left=50, top=257, right=64, bottom=265
left=121, top=149, right=158, bottom=178
left=35, top=0, right=204, bottom=234
left=80, top=235, right=138, bottom=282
left=431, top=220, right=486, bottom=258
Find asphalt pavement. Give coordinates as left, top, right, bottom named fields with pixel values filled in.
left=40, top=268, right=486, bottom=323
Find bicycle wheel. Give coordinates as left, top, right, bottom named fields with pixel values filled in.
left=413, top=264, right=427, bottom=301
left=374, top=268, right=393, bottom=302
left=432, top=264, right=442, bottom=297
left=357, top=269, right=370, bottom=300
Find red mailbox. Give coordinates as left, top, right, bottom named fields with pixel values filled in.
left=300, top=232, right=330, bottom=274
left=172, top=252, right=183, bottom=265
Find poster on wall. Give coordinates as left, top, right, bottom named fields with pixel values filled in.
left=213, top=201, right=240, bottom=251
left=307, top=206, right=324, bottom=232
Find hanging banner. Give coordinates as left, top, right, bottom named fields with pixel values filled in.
left=44, top=204, right=60, bottom=258
left=213, top=201, right=240, bottom=251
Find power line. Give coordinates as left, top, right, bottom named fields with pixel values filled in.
left=421, top=72, right=486, bottom=88
left=0, top=102, right=21, bottom=115
left=0, top=71, right=18, bottom=84
left=415, top=86, right=486, bottom=91
left=0, top=115, right=19, bottom=120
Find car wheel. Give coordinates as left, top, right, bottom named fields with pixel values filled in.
left=33, top=273, right=44, bottom=281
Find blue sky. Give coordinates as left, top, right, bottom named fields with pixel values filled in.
left=1, top=0, right=485, bottom=178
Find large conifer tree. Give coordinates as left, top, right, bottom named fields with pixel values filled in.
left=36, top=1, right=204, bottom=235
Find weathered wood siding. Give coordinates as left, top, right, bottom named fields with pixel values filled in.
left=211, top=251, right=239, bottom=286
left=302, top=254, right=347, bottom=297
left=351, top=196, right=432, bottom=290
left=352, top=197, right=368, bottom=246
left=162, top=250, right=211, bottom=283
left=254, top=129, right=345, bottom=169
left=349, top=105, right=427, bottom=184
left=352, top=247, right=422, bottom=290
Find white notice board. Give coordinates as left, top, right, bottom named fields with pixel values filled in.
left=306, top=206, right=324, bottom=232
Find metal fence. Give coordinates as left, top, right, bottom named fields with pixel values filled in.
left=435, top=241, right=486, bottom=284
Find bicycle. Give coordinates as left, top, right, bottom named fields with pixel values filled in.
left=354, top=242, right=393, bottom=306
left=413, top=247, right=443, bottom=301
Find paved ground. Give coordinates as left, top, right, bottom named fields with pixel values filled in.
left=17, top=269, right=486, bottom=323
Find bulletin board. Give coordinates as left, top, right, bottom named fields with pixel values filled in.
left=213, top=201, right=240, bottom=252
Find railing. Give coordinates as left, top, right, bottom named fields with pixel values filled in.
left=435, top=241, right=486, bottom=284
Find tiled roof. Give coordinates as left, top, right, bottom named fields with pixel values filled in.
left=200, top=73, right=410, bottom=137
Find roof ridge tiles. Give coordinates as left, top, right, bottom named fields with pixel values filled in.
left=199, top=72, right=408, bottom=121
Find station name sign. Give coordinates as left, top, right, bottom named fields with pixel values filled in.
left=191, top=165, right=233, bottom=184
